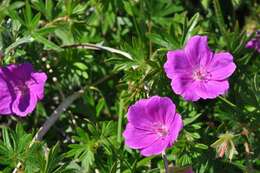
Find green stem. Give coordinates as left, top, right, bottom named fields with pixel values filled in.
left=219, top=96, right=237, bottom=108
left=150, top=48, right=168, bottom=60
left=117, top=98, right=124, bottom=142
left=162, top=151, right=169, bottom=173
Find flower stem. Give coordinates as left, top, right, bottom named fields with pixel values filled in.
left=162, top=152, right=169, bottom=173
left=218, top=96, right=237, bottom=108
left=117, top=97, right=124, bottom=142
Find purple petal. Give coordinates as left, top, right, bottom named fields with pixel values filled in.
left=10, top=63, right=34, bottom=81
left=164, top=50, right=192, bottom=79
left=11, top=87, right=38, bottom=117
left=184, top=35, right=213, bottom=67
left=30, top=72, right=47, bottom=100
left=140, top=138, right=168, bottom=156
left=208, top=52, right=236, bottom=80
left=127, top=99, right=154, bottom=129
left=195, top=80, right=229, bottom=99
left=0, top=75, right=12, bottom=114
left=246, top=39, right=255, bottom=49
left=127, top=96, right=176, bottom=129
left=170, top=75, right=200, bottom=101
left=123, top=123, right=158, bottom=149
left=146, top=96, right=176, bottom=125
left=167, top=113, right=183, bottom=146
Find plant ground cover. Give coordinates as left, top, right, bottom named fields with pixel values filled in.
left=0, top=0, right=259, bottom=173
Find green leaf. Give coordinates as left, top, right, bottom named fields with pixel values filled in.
left=73, top=62, right=88, bottom=70
left=184, top=113, right=202, bottom=126
left=32, top=32, right=63, bottom=51
left=213, top=0, right=227, bottom=34
left=36, top=26, right=57, bottom=35
left=46, top=0, right=53, bottom=20
left=183, top=12, right=200, bottom=44
left=25, top=0, right=32, bottom=25
left=4, top=36, right=34, bottom=54
left=195, top=143, right=208, bottom=150
left=7, top=8, right=26, bottom=26
left=146, top=33, right=172, bottom=49
left=9, top=1, right=25, bottom=10
left=30, top=13, right=41, bottom=30
left=96, top=98, right=105, bottom=117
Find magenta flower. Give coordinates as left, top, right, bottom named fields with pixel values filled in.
left=246, top=31, right=260, bottom=53
left=164, top=35, right=236, bottom=101
left=0, top=63, right=47, bottom=117
left=123, top=96, right=183, bottom=156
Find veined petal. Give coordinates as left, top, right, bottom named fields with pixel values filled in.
left=184, top=35, right=212, bottom=67
left=11, top=87, right=38, bottom=117
left=0, top=74, right=13, bottom=114
left=127, top=99, right=154, bottom=129
left=10, top=63, right=34, bottom=81
left=167, top=113, right=183, bottom=146
left=128, top=96, right=177, bottom=129
left=146, top=96, right=176, bottom=125
left=195, top=80, right=229, bottom=99
left=123, top=123, right=158, bottom=149
left=30, top=72, right=47, bottom=100
left=140, top=138, right=168, bottom=156
left=208, top=52, right=236, bottom=80
left=164, top=50, right=192, bottom=79
left=170, top=75, right=200, bottom=101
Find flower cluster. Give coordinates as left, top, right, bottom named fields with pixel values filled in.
left=123, top=35, right=236, bottom=155
left=123, top=35, right=238, bottom=171
left=0, top=35, right=241, bottom=171
left=0, top=63, right=47, bottom=117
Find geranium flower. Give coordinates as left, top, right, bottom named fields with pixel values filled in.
left=164, top=35, right=236, bottom=101
left=0, top=63, right=47, bottom=117
left=123, top=96, right=183, bottom=156
left=246, top=30, right=260, bottom=53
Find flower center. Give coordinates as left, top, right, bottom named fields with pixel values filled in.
left=153, top=123, right=169, bottom=137
left=15, top=82, right=28, bottom=96
left=192, top=68, right=209, bottom=81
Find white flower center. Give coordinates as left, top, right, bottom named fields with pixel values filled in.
left=192, top=68, right=210, bottom=81
left=14, top=81, right=28, bottom=96
left=153, top=123, right=169, bottom=137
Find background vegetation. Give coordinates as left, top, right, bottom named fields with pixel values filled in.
left=0, top=0, right=259, bottom=172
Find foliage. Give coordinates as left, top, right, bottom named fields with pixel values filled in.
left=0, top=0, right=259, bottom=172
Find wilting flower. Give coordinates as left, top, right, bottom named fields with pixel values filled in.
left=123, top=96, right=183, bottom=156
left=246, top=30, right=260, bottom=53
left=211, top=132, right=238, bottom=161
left=164, top=35, right=236, bottom=101
left=0, top=63, right=47, bottom=117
